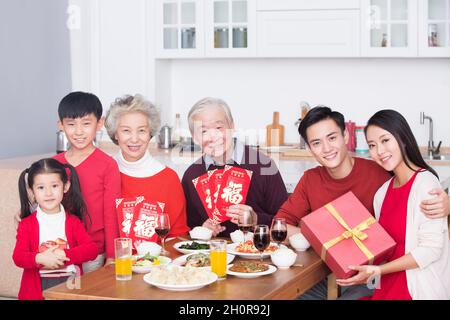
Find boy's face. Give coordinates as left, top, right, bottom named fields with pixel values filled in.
left=306, top=118, right=349, bottom=170
left=58, top=113, right=103, bottom=151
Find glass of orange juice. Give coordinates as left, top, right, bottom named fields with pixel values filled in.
left=115, top=238, right=132, bottom=281
left=210, top=239, right=227, bottom=280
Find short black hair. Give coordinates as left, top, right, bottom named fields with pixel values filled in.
left=298, top=106, right=345, bottom=143
left=58, top=91, right=103, bottom=121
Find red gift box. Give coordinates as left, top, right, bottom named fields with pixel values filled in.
left=300, top=191, right=396, bottom=279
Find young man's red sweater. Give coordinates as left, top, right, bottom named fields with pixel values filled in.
left=54, top=148, right=121, bottom=259
left=13, top=212, right=98, bottom=300
left=276, top=157, right=391, bottom=224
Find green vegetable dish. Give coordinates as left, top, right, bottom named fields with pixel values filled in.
left=179, top=241, right=210, bottom=250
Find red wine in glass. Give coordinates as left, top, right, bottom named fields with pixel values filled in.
left=271, top=217, right=287, bottom=248
left=271, top=230, right=287, bottom=243
left=253, top=225, right=270, bottom=262
left=155, top=228, right=170, bottom=238
left=239, top=224, right=254, bottom=234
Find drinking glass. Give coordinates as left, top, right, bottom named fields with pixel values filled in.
left=238, top=210, right=256, bottom=242
left=210, top=239, right=227, bottom=280
left=115, top=238, right=132, bottom=281
left=253, top=225, right=270, bottom=262
left=270, top=218, right=287, bottom=248
left=155, top=213, right=171, bottom=256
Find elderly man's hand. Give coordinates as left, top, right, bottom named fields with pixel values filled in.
left=420, top=188, right=450, bottom=219
left=226, top=204, right=257, bottom=225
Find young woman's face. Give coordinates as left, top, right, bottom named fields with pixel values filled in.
left=32, top=173, right=69, bottom=214
left=306, top=119, right=349, bottom=170
left=115, top=112, right=152, bottom=162
left=366, top=125, right=403, bottom=172
left=58, top=113, right=103, bottom=151
left=191, top=106, right=234, bottom=159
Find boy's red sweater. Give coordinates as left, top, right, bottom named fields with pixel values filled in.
left=12, top=212, right=98, bottom=300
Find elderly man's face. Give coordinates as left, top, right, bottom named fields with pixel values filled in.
left=115, top=112, right=151, bottom=162
left=192, top=106, right=234, bottom=159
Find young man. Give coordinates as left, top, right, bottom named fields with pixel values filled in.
left=53, top=92, right=121, bottom=272
left=275, top=106, right=450, bottom=300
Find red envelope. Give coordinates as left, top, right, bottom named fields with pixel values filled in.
left=300, top=191, right=396, bottom=279
left=209, top=169, right=224, bottom=208
left=213, top=165, right=253, bottom=224
left=115, top=196, right=144, bottom=238
left=192, top=171, right=215, bottom=219
left=129, top=200, right=166, bottom=249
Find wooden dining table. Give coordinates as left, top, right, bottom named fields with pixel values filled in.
left=43, top=238, right=335, bottom=300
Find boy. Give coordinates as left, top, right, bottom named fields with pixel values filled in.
left=53, top=91, right=120, bottom=271
left=275, top=106, right=450, bottom=300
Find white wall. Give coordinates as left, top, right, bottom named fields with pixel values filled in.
left=165, top=58, right=450, bottom=147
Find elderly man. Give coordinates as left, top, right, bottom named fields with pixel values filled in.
left=181, top=97, right=288, bottom=237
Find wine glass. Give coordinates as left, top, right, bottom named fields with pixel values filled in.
left=270, top=218, right=287, bottom=248
left=155, top=213, right=170, bottom=256
left=238, top=210, right=256, bottom=243
left=253, top=225, right=270, bottom=262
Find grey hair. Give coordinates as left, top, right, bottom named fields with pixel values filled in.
left=188, top=97, right=234, bottom=132
left=105, top=94, right=161, bottom=145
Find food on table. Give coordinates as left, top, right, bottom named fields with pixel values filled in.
left=185, top=253, right=211, bottom=267
left=179, top=241, right=210, bottom=250
left=132, top=252, right=161, bottom=267
left=229, top=261, right=269, bottom=273
left=147, top=265, right=216, bottom=285
left=234, top=240, right=278, bottom=254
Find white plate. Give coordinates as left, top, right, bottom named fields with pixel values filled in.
left=173, top=240, right=210, bottom=255
left=227, top=242, right=286, bottom=260
left=226, top=264, right=277, bottom=279
left=172, top=252, right=235, bottom=269
left=143, top=270, right=218, bottom=291
left=132, top=255, right=171, bottom=274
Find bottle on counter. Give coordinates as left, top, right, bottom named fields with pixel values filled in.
left=345, top=121, right=356, bottom=152
left=355, top=125, right=369, bottom=154
left=172, top=113, right=182, bottom=146
left=381, top=33, right=388, bottom=47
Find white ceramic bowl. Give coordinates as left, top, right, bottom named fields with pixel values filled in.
left=270, top=248, right=297, bottom=269
left=189, top=226, right=213, bottom=241
left=135, top=241, right=162, bottom=257
left=230, top=230, right=254, bottom=243
left=289, top=233, right=311, bottom=252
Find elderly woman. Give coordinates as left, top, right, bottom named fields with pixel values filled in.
left=105, top=94, right=189, bottom=242
left=181, top=97, right=288, bottom=237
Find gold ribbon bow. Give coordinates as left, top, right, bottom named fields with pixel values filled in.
left=320, top=203, right=376, bottom=264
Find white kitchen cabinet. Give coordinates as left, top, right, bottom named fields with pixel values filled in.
left=257, top=0, right=360, bottom=11
left=204, top=0, right=256, bottom=57
left=418, top=0, right=450, bottom=57
left=156, top=0, right=204, bottom=58
left=257, top=10, right=360, bottom=57
left=361, top=0, right=418, bottom=57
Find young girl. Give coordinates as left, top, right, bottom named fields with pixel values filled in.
left=13, top=158, right=98, bottom=300
left=336, top=109, right=450, bottom=299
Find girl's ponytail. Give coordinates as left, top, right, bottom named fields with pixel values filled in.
left=63, top=164, right=91, bottom=229
left=18, top=168, right=32, bottom=219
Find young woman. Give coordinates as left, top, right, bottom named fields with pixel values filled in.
left=13, top=158, right=98, bottom=300
left=336, top=109, right=450, bottom=300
